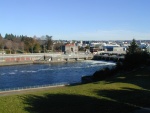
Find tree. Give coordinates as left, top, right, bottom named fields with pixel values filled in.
left=0, top=34, right=3, bottom=49
left=33, top=43, right=41, bottom=53
left=19, top=42, right=25, bottom=53
left=5, top=40, right=12, bottom=54
left=12, top=42, right=18, bottom=54
left=122, top=39, right=149, bottom=70
left=4, top=33, right=15, bottom=40
left=12, top=37, right=21, bottom=53
left=53, top=42, right=63, bottom=52
left=126, top=39, right=141, bottom=54
left=45, top=35, right=53, bottom=50
left=21, top=36, right=35, bottom=53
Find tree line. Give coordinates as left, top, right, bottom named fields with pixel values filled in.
left=0, top=33, right=62, bottom=54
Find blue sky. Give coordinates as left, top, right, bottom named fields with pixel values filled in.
left=0, top=0, right=150, bottom=40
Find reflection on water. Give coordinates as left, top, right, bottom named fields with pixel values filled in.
left=0, top=60, right=115, bottom=89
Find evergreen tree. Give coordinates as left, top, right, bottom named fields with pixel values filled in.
left=126, top=39, right=141, bottom=54
left=4, top=33, right=15, bottom=40
left=45, top=35, right=53, bottom=50
left=123, top=39, right=149, bottom=70
left=33, top=43, right=41, bottom=53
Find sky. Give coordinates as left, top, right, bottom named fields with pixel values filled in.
left=0, top=0, right=150, bottom=40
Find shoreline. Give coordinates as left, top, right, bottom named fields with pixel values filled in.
left=0, top=61, right=33, bottom=67
left=0, top=82, right=81, bottom=96
left=0, top=84, right=67, bottom=96
left=0, top=59, right=87, bottom=66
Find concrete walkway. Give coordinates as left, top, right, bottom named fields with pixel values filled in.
left=0, top=84, right=66, bottom=96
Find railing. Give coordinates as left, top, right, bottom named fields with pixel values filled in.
left=0, top=82, right=71, bottom=92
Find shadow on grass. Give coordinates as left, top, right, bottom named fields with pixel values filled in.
left=92, top=67, right=150, bottom=110
left=23, top=93, right=136, bottom=113
left=94, top=88, right=150, bottom=108
left=105, top=66, right=150, bottom=90
left=23, top=67, right=150, bottom=113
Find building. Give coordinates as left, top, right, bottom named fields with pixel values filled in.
left=146, top=45, right=150, bottom=53
left=90, top=47, right=99, bottom=53
left=62, top=43, right=78, bottom=54
left=113, top=47, right=126, bottom=52
left=89, top=43, right=104, bottom=53
left=103, top=43, right=120, bottom=51
left=139, top=43, right=147, bottom=49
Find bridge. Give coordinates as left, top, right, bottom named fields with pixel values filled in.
left=34, top=53, right=93, bottom=63
left=0, top=53, right=93, bottom=65
left=0, top=52, right=125, bottom=65
left=98, top=51, right=126, bottom=55
left=93, top=54, right=125, bottom=62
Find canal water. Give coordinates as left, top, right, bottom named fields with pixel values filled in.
left=0, top=60, right=115, bottom=90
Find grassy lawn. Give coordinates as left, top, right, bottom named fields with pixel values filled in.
left=0, top=66, right=150, bottom=113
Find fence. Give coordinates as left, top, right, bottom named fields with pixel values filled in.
left=0, top=82, right=71, bottom=92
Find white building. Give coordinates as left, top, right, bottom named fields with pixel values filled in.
left=139, top=43, right=147, bottom=49
left=103, top=43, right=120, bottom=51
left=113, top=47, right=125, bottom=52
left=146, top=45, right=150, bottom=53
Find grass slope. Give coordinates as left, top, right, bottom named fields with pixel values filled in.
left=0, top=66, right=150, bottom=113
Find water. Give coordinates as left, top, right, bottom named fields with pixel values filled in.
left=0, top=60, right=115, bottom=90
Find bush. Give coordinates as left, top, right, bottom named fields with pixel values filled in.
left=123, top=51, right=150, bottom=70
left=92, top=67, right=117, bottom=81
left=116, top=61, right=123, bottom=71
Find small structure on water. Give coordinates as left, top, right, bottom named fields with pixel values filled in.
left=62, top=43, right=78, bottom=54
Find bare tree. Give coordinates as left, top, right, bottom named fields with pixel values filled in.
left=12, top=42, right=19, bottom=54
left=19, top=42, right=24, bottom=53
left=5, top=40, right=12, bottom=54
left=45, top=35, right=53, bottom=50
left=0, top=34, right=3, bottom=49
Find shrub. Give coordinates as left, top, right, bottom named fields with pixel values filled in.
left=92, top=67, right=117, bottom=81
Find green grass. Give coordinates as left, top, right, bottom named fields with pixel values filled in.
left=0, top=66, right=150, bottom=113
